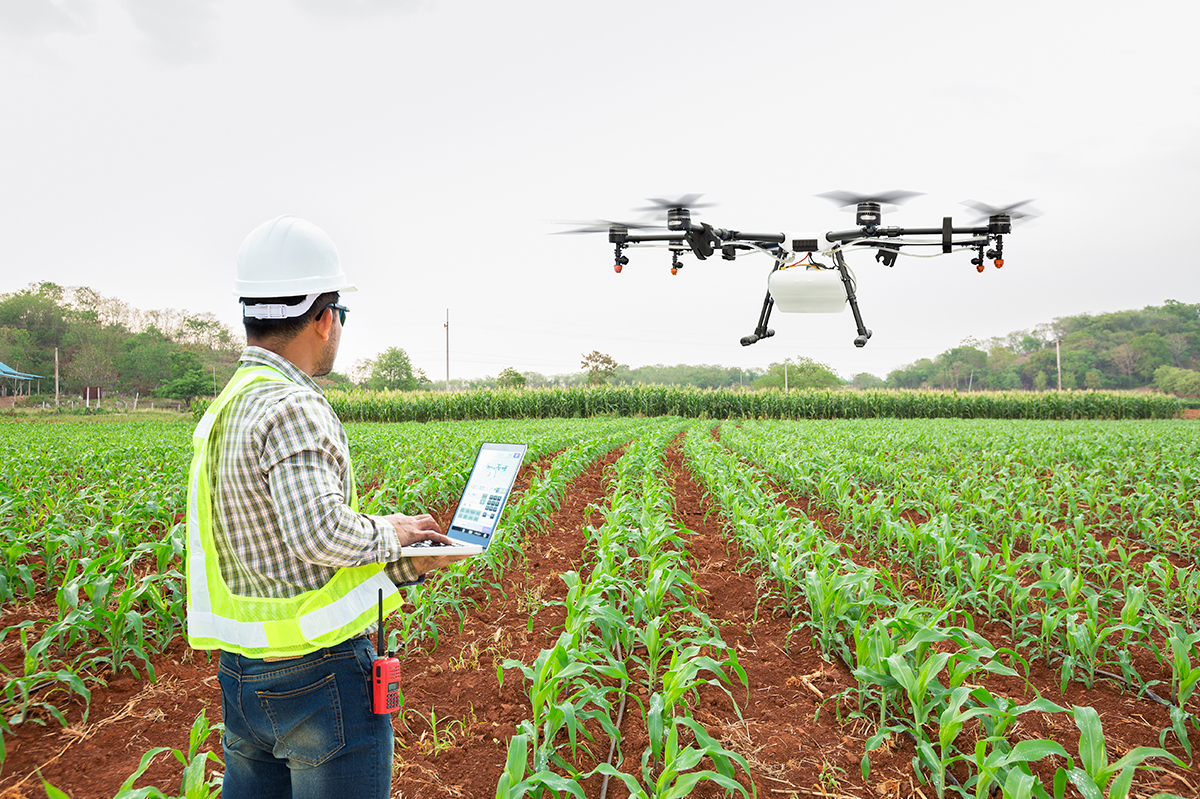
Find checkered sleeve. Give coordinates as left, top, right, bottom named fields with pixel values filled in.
left=261, top=393, right=402, bottom=568
left=385, top=557, right=421, bottom=587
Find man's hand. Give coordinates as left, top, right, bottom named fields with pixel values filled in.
left=385, top=513, right=444, bottom=546
left=409, top=553, right=473, bottom=573
left=384, top=513, right=473, bottom=575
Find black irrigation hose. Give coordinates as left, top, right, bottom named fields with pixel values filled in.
left=599, top=639, right=629, bottom=799
left=1090, top=664, right=1200, bottom=726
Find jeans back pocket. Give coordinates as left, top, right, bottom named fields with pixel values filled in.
left=257, top=672, right=346, bottom=767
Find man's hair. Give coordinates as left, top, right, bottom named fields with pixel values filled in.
left=241, top=290, right=339, bottom=344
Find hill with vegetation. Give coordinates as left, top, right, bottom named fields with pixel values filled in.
left=883, top=300, right=1199, bottom=395
left=0, top=282, right=243, bottom=403
left=2, top=282, right=1196, bottom=403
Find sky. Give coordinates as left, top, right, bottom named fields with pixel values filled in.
left=2, top=0, right=1197, bottom=384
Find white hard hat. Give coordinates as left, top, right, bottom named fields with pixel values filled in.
left=233, top=215, right=357, bottom=298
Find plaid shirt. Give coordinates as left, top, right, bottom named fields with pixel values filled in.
left=208, top=346, right=418, bottom=600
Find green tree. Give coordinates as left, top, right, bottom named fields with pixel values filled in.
left=0, top=327, right=35, bottom=374
left=162, top=350, right=210, bottom=402
left=1155, top=365, right=1200, bottom=396
left=581, top=350, right=618, bottom=386
left=931, top=345, right=988, bottom=390
left=754, top=356, right=842, bottom=390
left=115, top=327, right=175, bottom=394
left=317, top=371, right=354, bottom=388
left=887, top=358, right=935, bottom=389
left=1108, top=343, right=1141, bottom=387
left=1129, top=332, right=1170, bottom=381
left=0, top=283, right=71, bottom=377
left=497, top=367, right=526, bottom=389
left=367, top=347, right=418, bottom=391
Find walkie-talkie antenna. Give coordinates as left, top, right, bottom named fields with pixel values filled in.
left=377, top=588, right=385, bottom=655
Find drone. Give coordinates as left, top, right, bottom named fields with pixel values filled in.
left=561, top=192, right=1036, bottom=347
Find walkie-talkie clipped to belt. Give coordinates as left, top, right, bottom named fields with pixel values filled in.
left=371, top=589, right=402, bottom=714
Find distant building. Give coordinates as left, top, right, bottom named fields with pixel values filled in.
left=0, top=361, right=44, bottom=397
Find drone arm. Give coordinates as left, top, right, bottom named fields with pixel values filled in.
left=825, top=224, right=992, bottom=243
left=623, top=230, right=786, bottom=245
left=728, top=232, right=787, bottom=244
left=623, top=232, right=691, bottom=243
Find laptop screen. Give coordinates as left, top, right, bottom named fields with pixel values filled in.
left=447, top=442, right=527, bottom=544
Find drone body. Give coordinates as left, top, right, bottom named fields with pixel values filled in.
left=569, top=194, right=1033, bottom=347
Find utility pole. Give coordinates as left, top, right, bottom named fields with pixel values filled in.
left=444, top=309, right=450, bottom=392
left=1055, top=338, right=1062, bottom=391
left=55, top=347, right=59, bottom=408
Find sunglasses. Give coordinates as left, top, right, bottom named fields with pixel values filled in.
left=322, top=303, right=349, bottom=327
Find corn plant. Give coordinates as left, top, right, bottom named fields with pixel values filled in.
left=1155, top=619, right=1200, bottom=758
left=494, top=733, right=586, bottom=799
left=1066, top=705, right=1185, bottom=799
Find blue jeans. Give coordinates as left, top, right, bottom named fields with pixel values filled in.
left=218, top=637, right=393, bottom=799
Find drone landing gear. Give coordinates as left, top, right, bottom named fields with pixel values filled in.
left=833, top=250, right=872, bottom=348
left=740, top=291, right=775, bottom=347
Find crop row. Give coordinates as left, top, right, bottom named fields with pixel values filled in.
left=385, top=419, right=664, bottom=654
left=498, top=423, right=755, bottom=798
left=235, top=386, right=1184, bottom=424
left=719, top=421, right=1200, bottom=700
left=0, top=418, right=654, bottom=780
left=685, top=423, right=1195, bottom=797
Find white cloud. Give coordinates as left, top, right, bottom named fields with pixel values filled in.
left=119, top=0, right=220, bottom=62
left=0, top=0, right=94, bottom=37
left=291, top=0, right=425, bottom=19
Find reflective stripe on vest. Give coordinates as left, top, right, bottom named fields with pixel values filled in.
left=185, top=365, right=401, bottom=658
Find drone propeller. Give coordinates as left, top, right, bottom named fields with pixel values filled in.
left=635, top=194, right=714, bottom=213
left=818, top=190, right=922, bottom=228
left=816, top=190, right=923, bottom=208
left=960, top=199, right=1040, bottom=224
left=554, top=219, right=663, bottom=235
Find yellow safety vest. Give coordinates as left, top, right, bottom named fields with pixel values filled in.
left=185, top=365, right=401, bottom=658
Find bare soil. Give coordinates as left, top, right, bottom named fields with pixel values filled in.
left=2, top=440, right=1197, bottom=799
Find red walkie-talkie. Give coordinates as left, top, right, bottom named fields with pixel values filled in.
left=371, top=589, right=402, bottom=714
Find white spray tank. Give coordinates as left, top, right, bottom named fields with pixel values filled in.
left=768, top=262, right=852, bottom=313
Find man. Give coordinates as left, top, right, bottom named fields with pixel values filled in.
left=185, top=215, right=468, bottom=798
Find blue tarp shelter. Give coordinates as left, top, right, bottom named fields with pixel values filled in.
left=0, top=361, right=44, bottom=397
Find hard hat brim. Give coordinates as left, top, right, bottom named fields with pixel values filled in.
left=232, top=279, right=357, bottom=297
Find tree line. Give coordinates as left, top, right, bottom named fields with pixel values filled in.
left=0, top=282, right=242, bottom=402
left=2, top=282, right=1196, bottom=402
left=883, top=300, right=1199, bottom=395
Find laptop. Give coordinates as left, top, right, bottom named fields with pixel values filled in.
left=399, top=442, right=527, bottom=557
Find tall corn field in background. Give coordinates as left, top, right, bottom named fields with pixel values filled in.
left=318, top=386, right=1181, bottom=423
